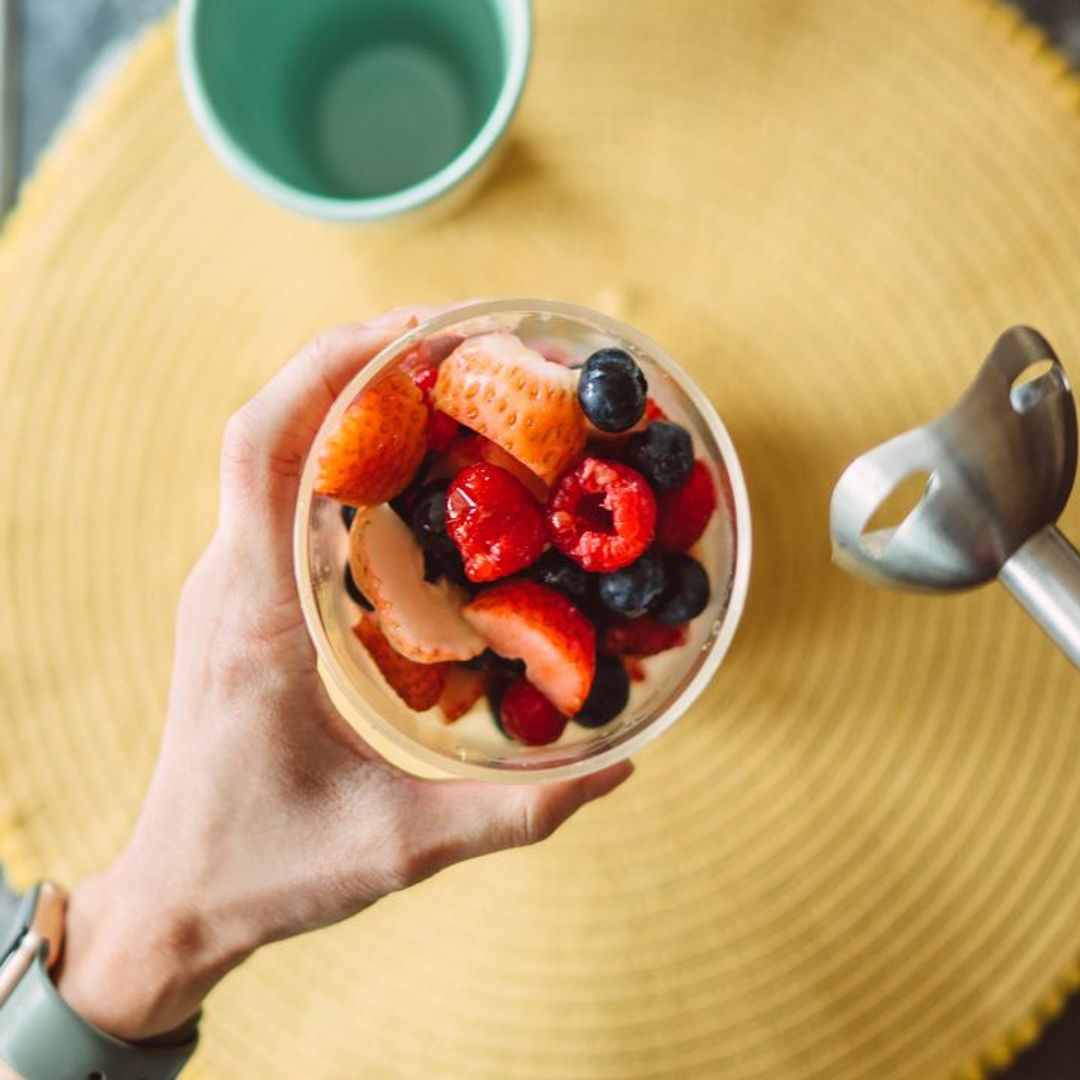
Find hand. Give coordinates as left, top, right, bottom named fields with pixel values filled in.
left=54, top=308, right=633, bottom=1042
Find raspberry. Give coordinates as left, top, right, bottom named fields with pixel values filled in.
left=656, top=460, right=717, bottom=551
left=446, top=463, right=547, bottom=582
left=547, top=457, right=657, bottom=572
left=402, top=351, right=460, bottom=452
left=603, top=616, right=688, bottom=657
left=499, top=678, right=568, bottom=745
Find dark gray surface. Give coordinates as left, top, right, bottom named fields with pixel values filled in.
left=16, top=0, right=171, bottom=180
left=10, top=1, right=1080, bottom=1077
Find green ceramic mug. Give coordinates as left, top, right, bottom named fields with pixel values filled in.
left=178, top=0, right=531, bottom=222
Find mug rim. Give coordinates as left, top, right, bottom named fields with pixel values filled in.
left=293, top=299, right=754, bottom=783
left=177, top=0, right=532, bottom=222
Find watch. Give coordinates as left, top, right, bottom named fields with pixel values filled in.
left=0, top=881, right=197, bottom=1080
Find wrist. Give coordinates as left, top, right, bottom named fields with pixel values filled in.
left=54, top=858, right=249, bottom=1042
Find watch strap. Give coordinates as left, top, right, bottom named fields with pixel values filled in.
left=0, top=884, right=196, bottom=1080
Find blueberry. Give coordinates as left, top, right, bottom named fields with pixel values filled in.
left=460, top=649, right=525, bottom=676
left=598, top=553, right=666, bottom=616
left=423, top=546, right=472, bottom=589
left=574, top=654, right=630, bottom=727
left=411, top=482, right=455, bottom=554
left=344, top=563, right=373, bottom=610
left=625, top=421, right=694, bottom=491
left=340, top=504, right=357, bottom=529
left=488, top=682, right=510, bottom=737
left=577, top=348, right=648, bottom=433
left=529, top=550, right=594, bottom=607
left=654, top=554, right=710, bottom=625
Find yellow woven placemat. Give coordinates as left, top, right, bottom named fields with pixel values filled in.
left=4, top=2, right=1080, bottom=1076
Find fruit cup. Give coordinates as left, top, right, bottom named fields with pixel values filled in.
left=294, top=300, right=751, bottom=781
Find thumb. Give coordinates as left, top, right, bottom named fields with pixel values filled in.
left=403, top=761, right=635, bottom=878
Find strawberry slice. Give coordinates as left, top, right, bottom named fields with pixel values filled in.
left=350, top=504, right=486, bottom=663
left=438, top=433, right=550, bottom=503
left=438, top=665, right=489, bottom=723
left=462, top=581, right=595, bottom=715
left=354, top=615, right=447, bottom=711
left=433, top=333, right=586, bottom=487
left=315, top=370, right=428, bottom=506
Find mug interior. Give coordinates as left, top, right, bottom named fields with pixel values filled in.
left=188, top=0, right=514, bottom=200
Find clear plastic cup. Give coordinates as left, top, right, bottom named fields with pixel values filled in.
left=294, top=299, right=751, bottom=782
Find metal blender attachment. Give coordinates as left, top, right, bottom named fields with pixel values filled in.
left=830, top=326, right=1080, bottom=667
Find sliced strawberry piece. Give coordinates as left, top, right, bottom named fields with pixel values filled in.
left=438, top=665, right=490, bottom=723
left=547, top=457, right=657, bottom=572
left=462, top=581, right=596, bottom=715
left=436, top=433, right=549, bottom=503
left=499, top=678, right=568, bottom=745
left=603, top=616, right=688, bottom=657
left=433, top=333, right=586, bottom=487
left=624, top=656, right=648, bottom=682
left=354, top=615, right=447, bottom=711
left=315, top=370, right=427, bottom=506
left=446, top=463, right=547, bottom=582
left=350, top=504, right=485, bottom=663
left=657, top=460, right=717, bottom=552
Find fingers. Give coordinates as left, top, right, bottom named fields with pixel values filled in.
left=401, top=761, right=636, bottom=883
left=218, top=306, right=446, bottom=538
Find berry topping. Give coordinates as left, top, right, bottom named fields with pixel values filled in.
left=410, top=482, right=456, bottom=555
left=344, top=563, right=373, bottom=610
left=577, top=348, right=648, bottom=433
left=603, top=615, right=688, bottom=657
left=433, top=333, right=586, bottom=487
left=625, top=420, right=694, bottom=492
left=598, top=553, right=667, bottom=617
left=654, top=554, right=710, bottom=625
left=656, top=460, right=717, bottom=551
left=574, top=654, right=631, bottom=728
left=316, top=370, right=428, bottom=506
left=528, top=549, right=594, bottom=608
left=547, top=457, right=657, bottom=573
left=499, top=678, right=568, bottom=746
left=438, top=664, right=490, bottom=723
left=446, top=463, right=547, bottom=582
left=423, top=546, right=472, bottom=589
left=353, top=615, right=447, bottom=711
left=462, top=581, right=596, bottom=715
left=440, top=433, right=550, bottom=503
left=401, top=350, right=460, bottom=452
left=350, top=504, right=485, bottom=663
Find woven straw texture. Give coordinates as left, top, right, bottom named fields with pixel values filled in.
left=4, top=2, right=1080, bottom=1077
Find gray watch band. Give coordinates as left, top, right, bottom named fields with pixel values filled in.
left=0, top=884, right=197, bottom=1080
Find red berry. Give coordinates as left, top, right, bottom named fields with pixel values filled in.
left=657, top=460, right=717, bottom=551
left=434, top=333, right=586, bottom=487
left=547, top=457, right=657, bottom=572
left=499, top=678, right=568, bottom=745
left=643, top=398, right=667, bottom=424
left=315, top=371, right=427, bottom=506
left=401, top=351, right=460, bottom=452
left=603, top=616, right=688, bottom=657
left=353, top=615, right=448, bottom=711
left=462, top=581, right=596, bottom=714
left=446, top=463, right=547, bottom=582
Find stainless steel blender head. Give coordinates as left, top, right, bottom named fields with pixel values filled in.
left=830, top=326, right=1080, bottom=667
